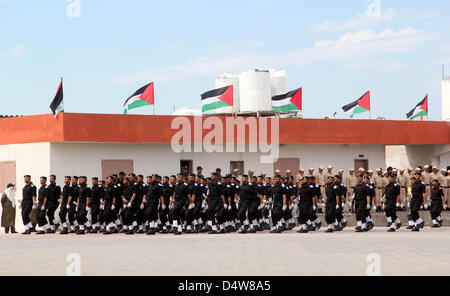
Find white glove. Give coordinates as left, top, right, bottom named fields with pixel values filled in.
left=41, top=205, right=45, bottom=211
left=66, top=204, right=70, bottom=209
left=382, top=204, right=385, bottom=211
left=396, top=203, right=401, bottom=208
left=111, top=205, right=116, bottom=211
left=444, top=204, right=448, bottom=210
left=282, top=205, right=287, bottom=211
left=86, top=206, right=89, bottom=212
left=424, top=204, right=428, bottom=210
left=366, top=204, right=371, bottom=210
left=161, top=204, right=166, bottom=210
left=169, top=204, right=174, bottom=210
left=258, top=204, right=264, bottom=211
left=341, top=203, right=345, bottom=208
left=336, top=205, right=339, bottom=210
left=189, top=203, right=195, bottom=210
left=224, top=204, right=229, bottom=210
left=313, top=206, right=317, bottom=211
left=140, top=203, right=145, bottom=210
left=127, top=203, right=132, bottom=208
left=100, top=204, right=104, bottom=210
left=228, top=206, right=232, bottom=211
left=372, top=205, right=377, bottom=211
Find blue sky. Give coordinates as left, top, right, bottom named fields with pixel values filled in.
left=1, top=0, right=449, bottom=120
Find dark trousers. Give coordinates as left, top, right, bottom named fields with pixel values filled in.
left=46, top=201, right=59, bottom=225
left=59, top=201, right=69, bottom=224
left=325, top=204, right=336, bottom=225
left=410, top=199, right=421, bottom=222
left=76, top=204, right=88, bottom=225
left=37, top=203, right=48, bottom=227
left=430, top=200, right=442, bottom=220
left=21, top=202, right=33, bottom=225
left=91, top=204, right=100, bottom=225
left=144, top=200, right=159, bottom=223
left=124, top=206, right=138, bottom=225
left=238, top=201, right=250, bottom=223
left=272, top=203, right=283, bottom=225
left=248, top=199, right=259, bottom=222
left=159, top=203, right=170, bottom=225
left=385, top=200, right=397, bottom=221
left=102, top=202, right=115, bottom=225
left=355, top=201, right=366, bottom=222
left=68, top=204, right=77, bottom=224
left=192, top=201, right=203, bottom=221
left=206, top=198, right=219, bottom=223
left=170, top=200, right=185, bottom=223
left=299, top=202, right=313, bottom=225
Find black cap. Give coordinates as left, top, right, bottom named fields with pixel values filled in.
left=128, top=173, right=136, bottom=178
left=242, top=175, right=249, bottom=178
left=24, top=175, right=31, bottom=178
left=119, top=172, right=126, bottom=176
left=197, top=166, right=203, bottom=170
left=65, top=176, right=72, bottom=179
left=138, top=174, right=144, bottom=178
left=92, top=177, right=99, bottom=181
left=72, top=176, right=79, bottom=180
left=216, top=168, right=222, bottom=171
left=7, top=183, right=14, bottom=188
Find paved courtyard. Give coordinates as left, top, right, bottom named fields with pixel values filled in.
left=0, top=227, right=449, bottom=276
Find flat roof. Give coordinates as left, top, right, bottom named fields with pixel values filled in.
left=0, top=113, right=448, bottom=145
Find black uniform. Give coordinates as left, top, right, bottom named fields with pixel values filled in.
left=336, top=183, right=347, bottom=222
left=325, top=184, right=339, bottom=225
left=384, top=182, right=400, bottom=222
left=271, top=184, right=287, bottom=226
left=145, top=181, right=163, bottom=223
left=46, top=183, right=61, bottom=226
left=37, top=185, right=49, bottom=227
left=206, top=181, right=224, bottom=225
left=101, top=185, right=117, bottom=225
left=160, top=183, right=174, bottom=225
left=171, top=182, right=189, bottom=223
left=123, top=183, right=139, bottom=226
left=298, top=185, right=314, bottom=225
left=410, top=181, right=425, bottom=222
left=69, top=185, right=79, bottom=226
left=135, top=182, right=147, bottom=225
left=91, top=185, right=104, bottom=225
left=354, top=183, right=369, bottom=222
left=21, top=183, right=37, bottom=226
left=430, top=186, right=444, bottom=221
left=59, top=184, right=74, bottom=225
left=76, top=184, right=92, bottom=225
left=237, top=183, right=257, bottom=223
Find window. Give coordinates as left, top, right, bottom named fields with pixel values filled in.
left=230, top=161, right=244, bottom=175
left=180, top=160, right=193, bottom=175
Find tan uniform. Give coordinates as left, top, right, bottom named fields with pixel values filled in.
left=1, top=192, right=16, bottom=228
left=324, top=171, right=333, bottom=181
left=296, top=173, right=304, bottom=183
left=397, top=174, right=406, bottom=206
left=373, top=175, right=384, bottom=207
left=438, top=174, right=447, bottom=204
left=446, top=175, right=450, bottom=204
left=422, top=172, right=431, bottom=201
left=404, top=171, right=412, bottom=198
left=315, top=172, right=325, bottom=198
left=345, top=175, right=357, bottom=202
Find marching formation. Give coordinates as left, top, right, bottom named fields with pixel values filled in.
left=17, top=165, right=449, bottom=236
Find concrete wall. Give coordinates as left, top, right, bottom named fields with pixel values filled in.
left=385, top=145, right=412, bottom=169
left=442, top=78, right=450, bottom=121
left=50, top=143, right=180, bottom=180
left=0, top=143, right=51, bottom=232
left=182, top=143, right=386, bottom=176
left=405, top=144, right=450, bottom=169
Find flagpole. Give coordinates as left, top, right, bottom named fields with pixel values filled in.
left=153, top=104, right=155, bottom=116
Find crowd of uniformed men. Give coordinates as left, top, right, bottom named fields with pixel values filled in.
left=18, top=164, right=449, bottom=235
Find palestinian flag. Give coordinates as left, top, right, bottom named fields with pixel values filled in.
left=272, top=88, right=302, bottom=112
left=342, top=91, right=370, bottom=118
left=123, top=82, right=154, bottom=114
left=406, top=95, right=428, bottom=120
left=50, top=78, right=64, bottom=118
left=201, top=85, right=233, bottom=113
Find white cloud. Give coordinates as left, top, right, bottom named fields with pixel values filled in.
left=1, top=44, right=25, bottom=58
left=311, top=8, right=397, bottom=33
left=114, top=28, right=433, bottom=85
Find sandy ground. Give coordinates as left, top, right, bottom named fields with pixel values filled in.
left=0, top=227, right=449, bottom=276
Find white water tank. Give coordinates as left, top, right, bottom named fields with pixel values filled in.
left=215, top=73, right=240, bottom=114
left=239, top=69, right=272, bottom=112
left=270, top=70, right=288, bottom=97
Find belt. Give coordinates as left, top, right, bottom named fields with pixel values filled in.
left=377, top=187, right=383, bottom=189
left=401, top=186, right=406, bottom=188
left=351, top=187, right=355, bottom=189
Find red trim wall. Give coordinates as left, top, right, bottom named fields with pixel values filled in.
left=0, top=113, right=448, bottom=145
